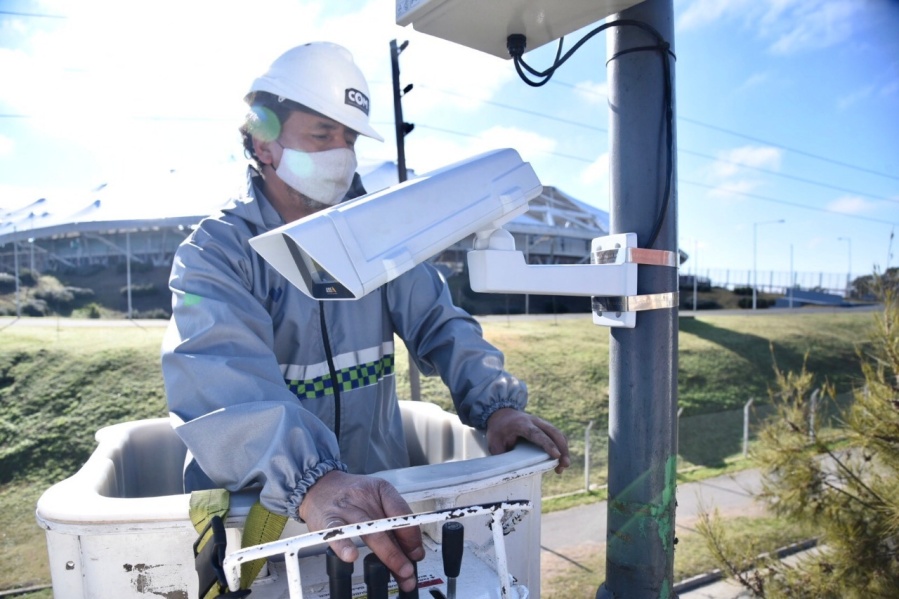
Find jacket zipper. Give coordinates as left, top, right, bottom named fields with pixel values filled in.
left=318, top=301, right=341, bottom=442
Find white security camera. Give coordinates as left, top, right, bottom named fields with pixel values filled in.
left=249, top=148, right=541, bottom=300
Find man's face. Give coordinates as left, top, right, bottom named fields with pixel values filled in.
left=276, top=110, right=359, bottom=155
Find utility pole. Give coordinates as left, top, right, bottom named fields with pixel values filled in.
left=390, top=38, right=421, bottom=401
left=598, top=0, right=678, bottom=597
left=390, top=39, right=415, bottom=183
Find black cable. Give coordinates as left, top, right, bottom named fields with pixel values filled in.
left=508, top=20, right=675, bottom=249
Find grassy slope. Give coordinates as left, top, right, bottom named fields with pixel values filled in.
left=0, top=325, right=168, bottom=592
left=396, top=311, right=866, bottom=430
left=0, top=310, right=874, bottom=591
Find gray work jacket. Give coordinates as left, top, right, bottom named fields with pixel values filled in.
left=161, top=168, right=527, bottom=518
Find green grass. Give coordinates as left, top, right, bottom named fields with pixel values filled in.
left=395, top=311, right=868, bottom=498
left=0, top=309, right=875, bottom=592
left=0, top=324, right=168, bottom=592
left=542, top=514, right=817, bottom=598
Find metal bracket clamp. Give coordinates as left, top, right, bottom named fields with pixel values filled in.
left=466, top=230, right=678, bottom=328
left=591, top=234, right=679, bottom=329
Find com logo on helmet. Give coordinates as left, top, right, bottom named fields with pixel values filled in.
left=345, top=88, right=370, bottom=115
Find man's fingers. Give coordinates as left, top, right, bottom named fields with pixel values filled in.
left=361, top=531, right=418, bottom=591
left=536, top=418, right=570, bottom=458
left=487, top=410, right=572, bottom=474
left=328, top=538, right=359, bottom=563
left=375, top=480, right=425, bottom=561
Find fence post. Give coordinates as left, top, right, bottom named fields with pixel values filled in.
left=809, top=388, right=819, bottom=443
left=585, top=420, right=594, bottom=493
left=743, top=398, right=754, bottom=458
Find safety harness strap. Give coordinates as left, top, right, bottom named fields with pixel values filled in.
left=190, top=490, right=289, bottom=598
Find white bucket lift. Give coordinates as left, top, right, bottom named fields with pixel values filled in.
left=36, top=401, right=557, bottom=598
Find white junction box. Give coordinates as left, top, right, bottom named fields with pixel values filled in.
left=396, top=0, right=647, bottom=59
left=36, top=401, right=556, bottom=598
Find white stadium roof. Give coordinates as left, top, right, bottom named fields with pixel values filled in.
left=0, top=159, right=609, bottom=245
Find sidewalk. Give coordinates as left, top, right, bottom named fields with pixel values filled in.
left=540, top=469, right=768, bottom=598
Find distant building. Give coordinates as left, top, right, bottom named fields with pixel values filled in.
left=0, top=160, right=610, bottom=279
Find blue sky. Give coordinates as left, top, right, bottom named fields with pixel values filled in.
left=1, top=0, right=897, bottom=287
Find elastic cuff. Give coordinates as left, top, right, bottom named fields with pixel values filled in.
left=476, top=400, right=522, bottom=430
left=285, top=460, right=348, bottom=521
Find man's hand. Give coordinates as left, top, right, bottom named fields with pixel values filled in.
left=486, top=408, right=571, bottom=474
left=298, top=470, right=424, bottom=592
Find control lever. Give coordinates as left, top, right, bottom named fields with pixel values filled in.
left=325, top=548, right=353, bottom=599
left=364, top=553, right=390, bottom=599
left=441, top=521, right=464, bottom=599
left=396, top=560, right=419, bottom=599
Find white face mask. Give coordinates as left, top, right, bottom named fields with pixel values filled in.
left=275, top=146, right=357, bottom=206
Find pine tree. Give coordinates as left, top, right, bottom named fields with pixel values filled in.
left=697, top=288, right=899, bottom=598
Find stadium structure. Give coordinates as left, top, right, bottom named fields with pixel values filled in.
left=0, top=159, right=610, bottom=279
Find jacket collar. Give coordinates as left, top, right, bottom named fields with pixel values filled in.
left=221, top=166, right=285, bottom=232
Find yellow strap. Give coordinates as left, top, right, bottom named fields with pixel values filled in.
left=239, top=502, right=289, bottom=588
left=190, top=489, right=231, bottom=555
left=190, top=489, right=289, bottom=595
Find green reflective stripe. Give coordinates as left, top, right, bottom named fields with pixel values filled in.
left=286, top=354, right=394, bottom=400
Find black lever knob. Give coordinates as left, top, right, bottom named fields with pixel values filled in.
left=364, top=553, right=390, bottom=599
left=325, top=547, right=353, bottom=599
left=441, top=521, right=464, bottom=579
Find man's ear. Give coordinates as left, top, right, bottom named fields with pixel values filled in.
left=253, top=136, right=276, bottom=167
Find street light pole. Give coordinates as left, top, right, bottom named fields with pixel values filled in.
left=789, top=243, right=794, bottom=308
left=692, top=238, right=698, bottom=312
left=752, top=219, right=785, bottom=310
left=838, top=237, right=852, bottom=298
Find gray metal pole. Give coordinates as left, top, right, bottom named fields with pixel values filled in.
left=13, top=229, right=21, bottom=318
left=752, top=222, right=758, bottom=310
left=598, top=1, right=678, bottom=597
left=126, top=231, right=133, bottom=319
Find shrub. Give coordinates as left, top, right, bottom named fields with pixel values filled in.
left=697, top=290, right=899, bottom=597
left=0, top=273, right=18, bottom=292
left=20, top=299, right=49, bottom=316
left=66, top=286, right=95, bottom=301
left=18, top=269, right=38, bottom=286
left=737, top=297, right=772, bottom=309
left=732, top=286, right=753, bottom=296
left=120, top=283, right=158, bottom=297
left=681, top=298, right=722, bottom=310
left=34, top=286, right=75, bottom=309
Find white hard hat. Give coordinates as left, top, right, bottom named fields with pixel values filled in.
left=247, top=42, right=384, bottom=142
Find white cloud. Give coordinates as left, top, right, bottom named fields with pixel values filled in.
left=580, top=152, right=609, bottom=185
left=837, top=84, right=877, bottom=110
left=767, top=1, right=859, bottom=54
left=573, top=80, right=609, bottom=105
left=677, top=0, right=866, bottom=54
left=737, top=72, right=770, bottom=93
left=708, top=179, right=759, bottom=199
left=826, top=196, right=875, bottom=214
left=0, top=135, right=13, bottom=157
left=404, top=125, right=556, bottom=174
left=677, top=0, right=753, bottom=31
left=709, top=145, right=782, bottom=179
left=880, top=79, right=899, bottom=98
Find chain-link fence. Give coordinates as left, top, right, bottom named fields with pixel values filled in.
left=542, top=391, right=849, bottom=499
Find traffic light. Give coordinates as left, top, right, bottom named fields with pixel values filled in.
left=390, top=39, right=414, bottom=183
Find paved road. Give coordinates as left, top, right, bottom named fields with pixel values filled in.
left=541, top=469, right=766, bottom=598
